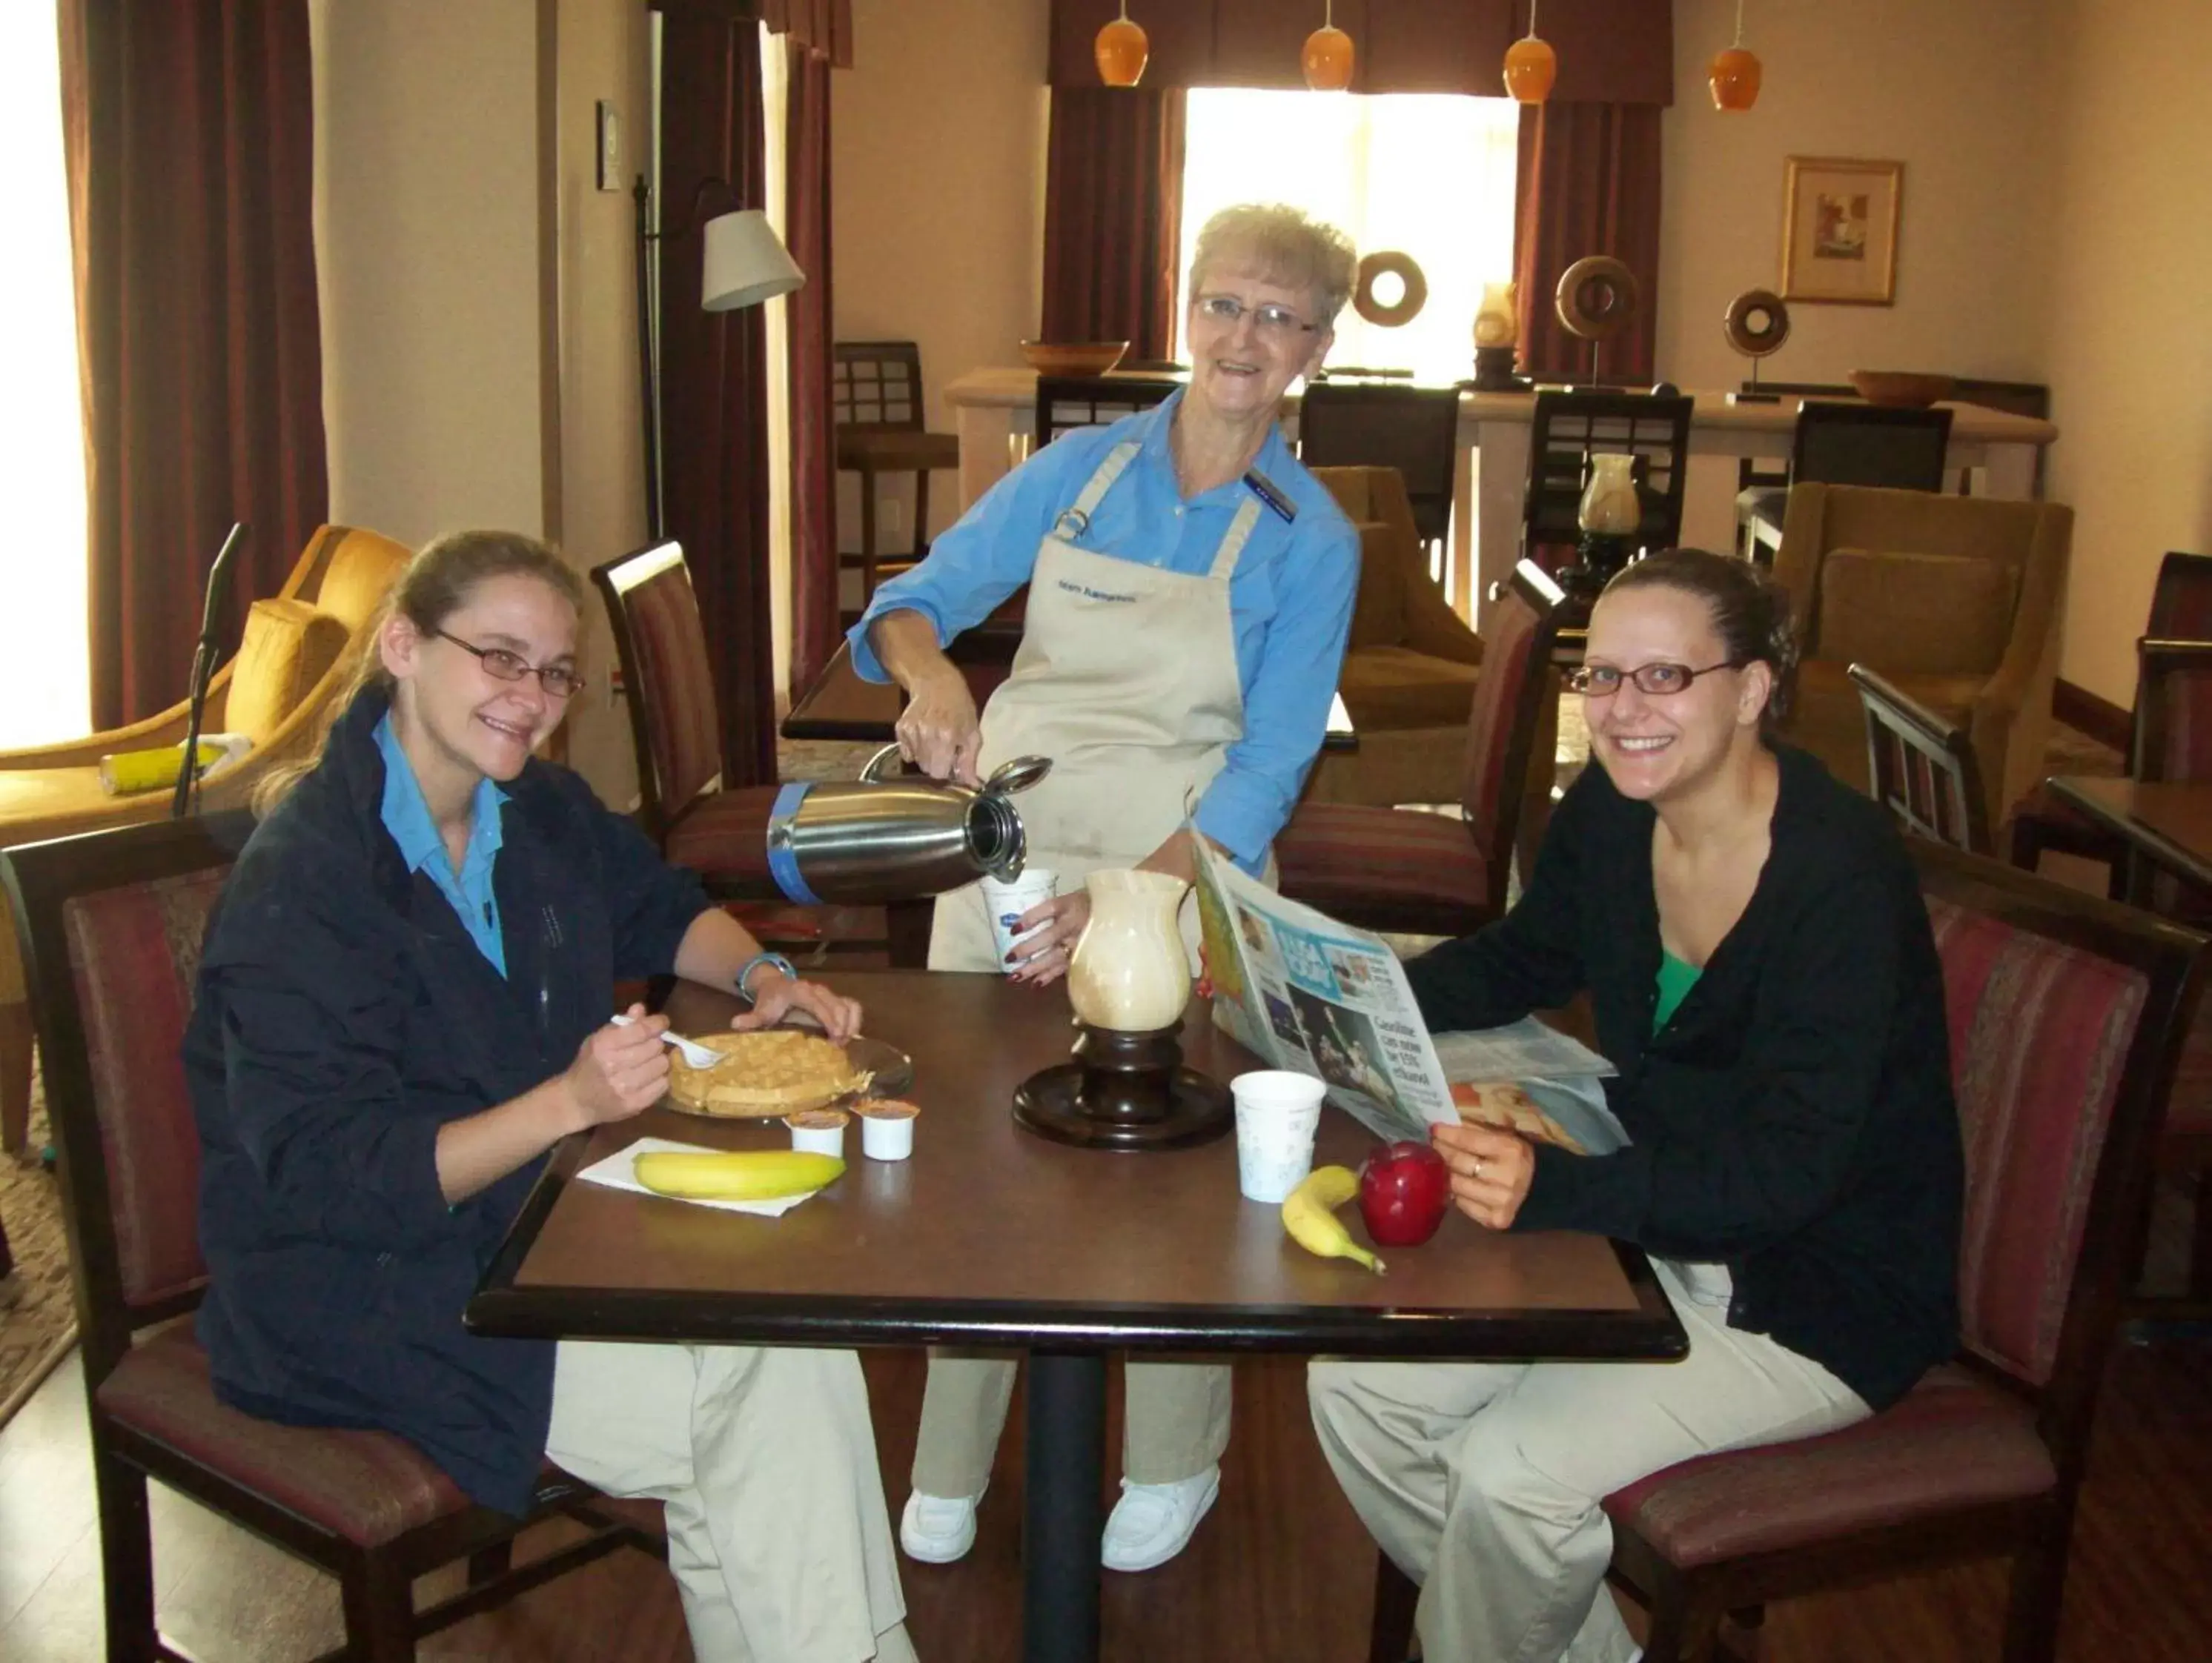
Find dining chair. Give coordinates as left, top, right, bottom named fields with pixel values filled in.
left=1520, top=391, right=1694, bottom=577
left=1031, top=374, right=1182, bottom=448
left=1360, top=841, right=2204, bottom=1663
left=832, top=341, right=961, bottom=603
left=593, top=541, right=933, bottom=967
left=1738, top=402, right=1955, bottom=562
left=1, top=812, right=663, bottom=1662
left=1851, top=662, right=1993, bottom=857
left=1295, top=382, right=1462, bottom=582
left=1273, top=560, right=1563, bottom=936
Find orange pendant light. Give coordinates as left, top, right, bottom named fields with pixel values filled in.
left=1503, top=1, right=1557, bottom=105
left=1303, top=1, right=1354, bottom=92
left=1709, top=0, right=1762, bottom=111
left=1095, top=1, right=1148, bottom=87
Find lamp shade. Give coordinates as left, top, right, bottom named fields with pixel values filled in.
left=701, top=208, right=804, bottom=312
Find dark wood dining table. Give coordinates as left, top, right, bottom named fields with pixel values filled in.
left=784, top=637, right=1358, bottom=751
left=466, top=971, right=1684, bottom=1663
left=2044, top=774, right=2212, bottom=897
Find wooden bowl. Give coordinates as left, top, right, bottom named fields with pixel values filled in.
left=1019, top=339, right=1130, bottom=376
left=1850, top=370, right=1957, bottom=408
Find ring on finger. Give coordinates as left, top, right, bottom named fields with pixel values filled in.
left=1471, top=1155, right=1486, bottom=1178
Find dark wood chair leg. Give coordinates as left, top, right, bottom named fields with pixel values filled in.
left=1367, top=1548, right=1417, bottom=1663
left=1999, top=1501, right=2072, bottom=1663
left=913, top=468, right=933, bottom=560
left=93, top=1449, right=159, bottom=1663
left=857, top=464, right=880, bottom=604
left=887, top=897, right=933, bottom=970
left=340, top=1550, right=419, bottom=1663
left=467, top=1541, right=514, bottom=1584
left=1, top=997, right=34, bottom=1155
left=2191, top=1165, right=2212, bottom=1301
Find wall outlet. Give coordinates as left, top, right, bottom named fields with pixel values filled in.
left=595, top=102, right=621, bottom=193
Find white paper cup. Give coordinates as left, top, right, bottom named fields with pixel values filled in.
left=980, top=869, right=1058, bottom=970
left=1231, top=1070, right=1327, bottom=1204
left=858, top=1101, right=917, bottom=1161
left=787, top=1110, right=848, bottom=1158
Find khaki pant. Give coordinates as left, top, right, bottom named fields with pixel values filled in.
left=1307, top=1264, right=1867, bottom=1663
left=546, top=1340, right=915, bottom=1663
left=912, top=1352, right=1230, bottom=1498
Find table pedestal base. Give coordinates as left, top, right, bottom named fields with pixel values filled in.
left=1023, top=1350, right=1106, bottom=1663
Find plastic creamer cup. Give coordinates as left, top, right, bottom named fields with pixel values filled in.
left=854, top=1098, right=918, bottom=1161
left=787, top=1107, right=849, bottom=1158
left=1231, top=1070, right=1328, bottom=1204
left=979, top=868, right=1058, bottom=971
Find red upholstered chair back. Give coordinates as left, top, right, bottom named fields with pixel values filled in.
left=1919, top=843, right=2199, bottom=1422
left=2145, top=550, right=2212, bottom=642
left=1459, top=560, right=1565, bottom=897
left=592, top=542, right=725, bottom=838
left=2, top=814, right=254, bottom=1386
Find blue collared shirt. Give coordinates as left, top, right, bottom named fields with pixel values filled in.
left=848, top=391, right=1358, bottom=870
left=375, top=714, right=509, bottom=976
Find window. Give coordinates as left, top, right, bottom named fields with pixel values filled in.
left=0, top=2, right=90, bottom=747
left=1177, top=89, right=1520, bottom=385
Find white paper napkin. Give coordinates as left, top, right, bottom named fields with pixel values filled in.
left=577, top=1135, right=816, bottom=1217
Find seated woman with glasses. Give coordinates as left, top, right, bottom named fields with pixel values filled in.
left=847, top=203, right=1362, bottom=1573
left=1310, top=548, right=1963, bottom=1663
left=186, top=531, right=917, bottom=1663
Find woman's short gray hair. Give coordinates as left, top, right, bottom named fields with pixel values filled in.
left=1187, top=204, right=1357, bottom=328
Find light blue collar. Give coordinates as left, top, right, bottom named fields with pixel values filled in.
left=374, top=713, right=507, bottom=882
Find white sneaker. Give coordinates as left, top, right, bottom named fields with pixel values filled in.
left=899, top=1487, right=983, bottom=1564
left=1100, top=1467, right=1220, bottom=1572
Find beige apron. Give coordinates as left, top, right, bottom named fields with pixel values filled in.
left=913, top=440, right=1259, bottom=1499
left=929, top=440, right=1262, bottom=972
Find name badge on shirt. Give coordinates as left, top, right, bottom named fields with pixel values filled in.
left=1242, top=469, right=1298, bottom=524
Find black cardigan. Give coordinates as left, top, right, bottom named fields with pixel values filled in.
left=1408, top=744, right=1962, bottom=1410
left=185, top=689, right=710, bottom=1513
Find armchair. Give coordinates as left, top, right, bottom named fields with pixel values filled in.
left=1303, top=465, right=1486, bottom=809
left=1772, top=482, right=2072, bottom=833
left=0, top=524, right=410, bottom=1151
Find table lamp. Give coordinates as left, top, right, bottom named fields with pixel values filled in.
left=1471, top=281, right=1528, bottom=392
left=1562, top=453, right=1641, bottom=604
left=635, top=175, right=805, bottom=540
left=1013, top=869, right=1233, bottom=1151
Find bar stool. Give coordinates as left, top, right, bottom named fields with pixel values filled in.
left=833, top=341, right=961, bottom=603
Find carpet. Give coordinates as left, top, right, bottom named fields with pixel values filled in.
left=0, top=1070, right=75, bottom=1427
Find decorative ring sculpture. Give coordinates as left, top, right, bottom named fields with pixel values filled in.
left=1723, top=288, right=1791, bottom=357
left=1554, top=256, right=1639, bottom=342
left=1352, top=250, right=1428, bottom=328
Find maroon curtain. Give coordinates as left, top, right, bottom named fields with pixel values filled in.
left=1513, top=101, right=1663, bottom=385
left=660, top=13, right=776, bottom=786
left=59, top=0, right=327, bottom=728
left=784, top=36, right=838, bottom=703
left=1040, top=88, right=1187, bottom=362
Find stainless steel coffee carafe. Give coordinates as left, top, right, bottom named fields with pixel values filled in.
left=764, top=745, right=1051, bottom=903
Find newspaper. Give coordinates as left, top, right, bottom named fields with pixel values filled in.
left=1193, top=837, right=1626, bottom=1154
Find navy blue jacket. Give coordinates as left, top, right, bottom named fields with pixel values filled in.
left=185, top=688, right=710, bottom=1513
left=1408, top=744, right=1963, bottom=1411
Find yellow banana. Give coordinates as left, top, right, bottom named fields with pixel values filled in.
left=633, top=1149, right=845, bottom=1201
left=1280, top=1165, right=1385, bottom=1275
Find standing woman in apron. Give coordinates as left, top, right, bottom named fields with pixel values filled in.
left=847, top=205, right=1362, bottom=1573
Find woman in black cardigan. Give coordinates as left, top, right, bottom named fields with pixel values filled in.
left=187, top=531, right=914, bottom=1663
left=1309, top=548, right=1962, bottom=1663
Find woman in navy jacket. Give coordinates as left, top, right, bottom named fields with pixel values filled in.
left=186, top=531, right=915, bottom=1663
left=1309, top=548, right=1962, bottom=1663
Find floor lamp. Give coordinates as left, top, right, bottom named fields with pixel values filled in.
left=634, top=174, right=806, bottom=541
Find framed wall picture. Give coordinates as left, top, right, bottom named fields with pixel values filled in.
left=1780, top=157, right=1903, bottom=306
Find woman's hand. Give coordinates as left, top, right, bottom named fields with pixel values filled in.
left=1007, top=889, right=1091, bottom=986
left=895, top=664, right=984, bottom=786
left=736, top=972, right=864, bottom=1044
left=1431, top=1121, right=1537, bottom=1230
left=563, top=1003, right=672, bottom=1128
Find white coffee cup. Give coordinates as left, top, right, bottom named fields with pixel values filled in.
left=1231, top=1069, right=1328, bottom=1204
left=979, top=868, right=1059, bottom=972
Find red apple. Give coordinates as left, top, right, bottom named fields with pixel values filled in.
left=1357, top=1141, right=1451, bottom=1247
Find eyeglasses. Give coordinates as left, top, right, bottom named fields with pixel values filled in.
left=431, top=629, right=586, bottom=699
left=1568, top=660, right=1744, bottom=697
left=1192, top=293, right=1319, bottom=339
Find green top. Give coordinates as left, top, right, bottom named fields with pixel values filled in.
left=1654, top=949, right=1702, bottom=1032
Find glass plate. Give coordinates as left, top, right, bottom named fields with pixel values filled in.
left=660, top=1032, right=914, bottom=1121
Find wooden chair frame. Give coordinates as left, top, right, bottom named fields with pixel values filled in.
left=832, top=340, right=960, bottom=600
left=1851, top=662, right=1993, bottom=855
left=1522, top=391, right=1694, bottom=562
left=1741, top=402, right=1953, bottom=561
left=2, top=814, right=658, bottom=1662
left=1294, top=382, right=1463, bottom=569
left=1031, top=374, right=1182, bottom=449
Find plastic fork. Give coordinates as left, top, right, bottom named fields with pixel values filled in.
left=610, top=1012, right=722, bottom=1068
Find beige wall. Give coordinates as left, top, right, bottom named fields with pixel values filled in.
left=2038, top=0, right=2212, bottom=706
left=1658, top=0, right=2059, bottom=553
left=311, top=0, right=648, bottom=801
left=832, top=0, right=1051, bottom=551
